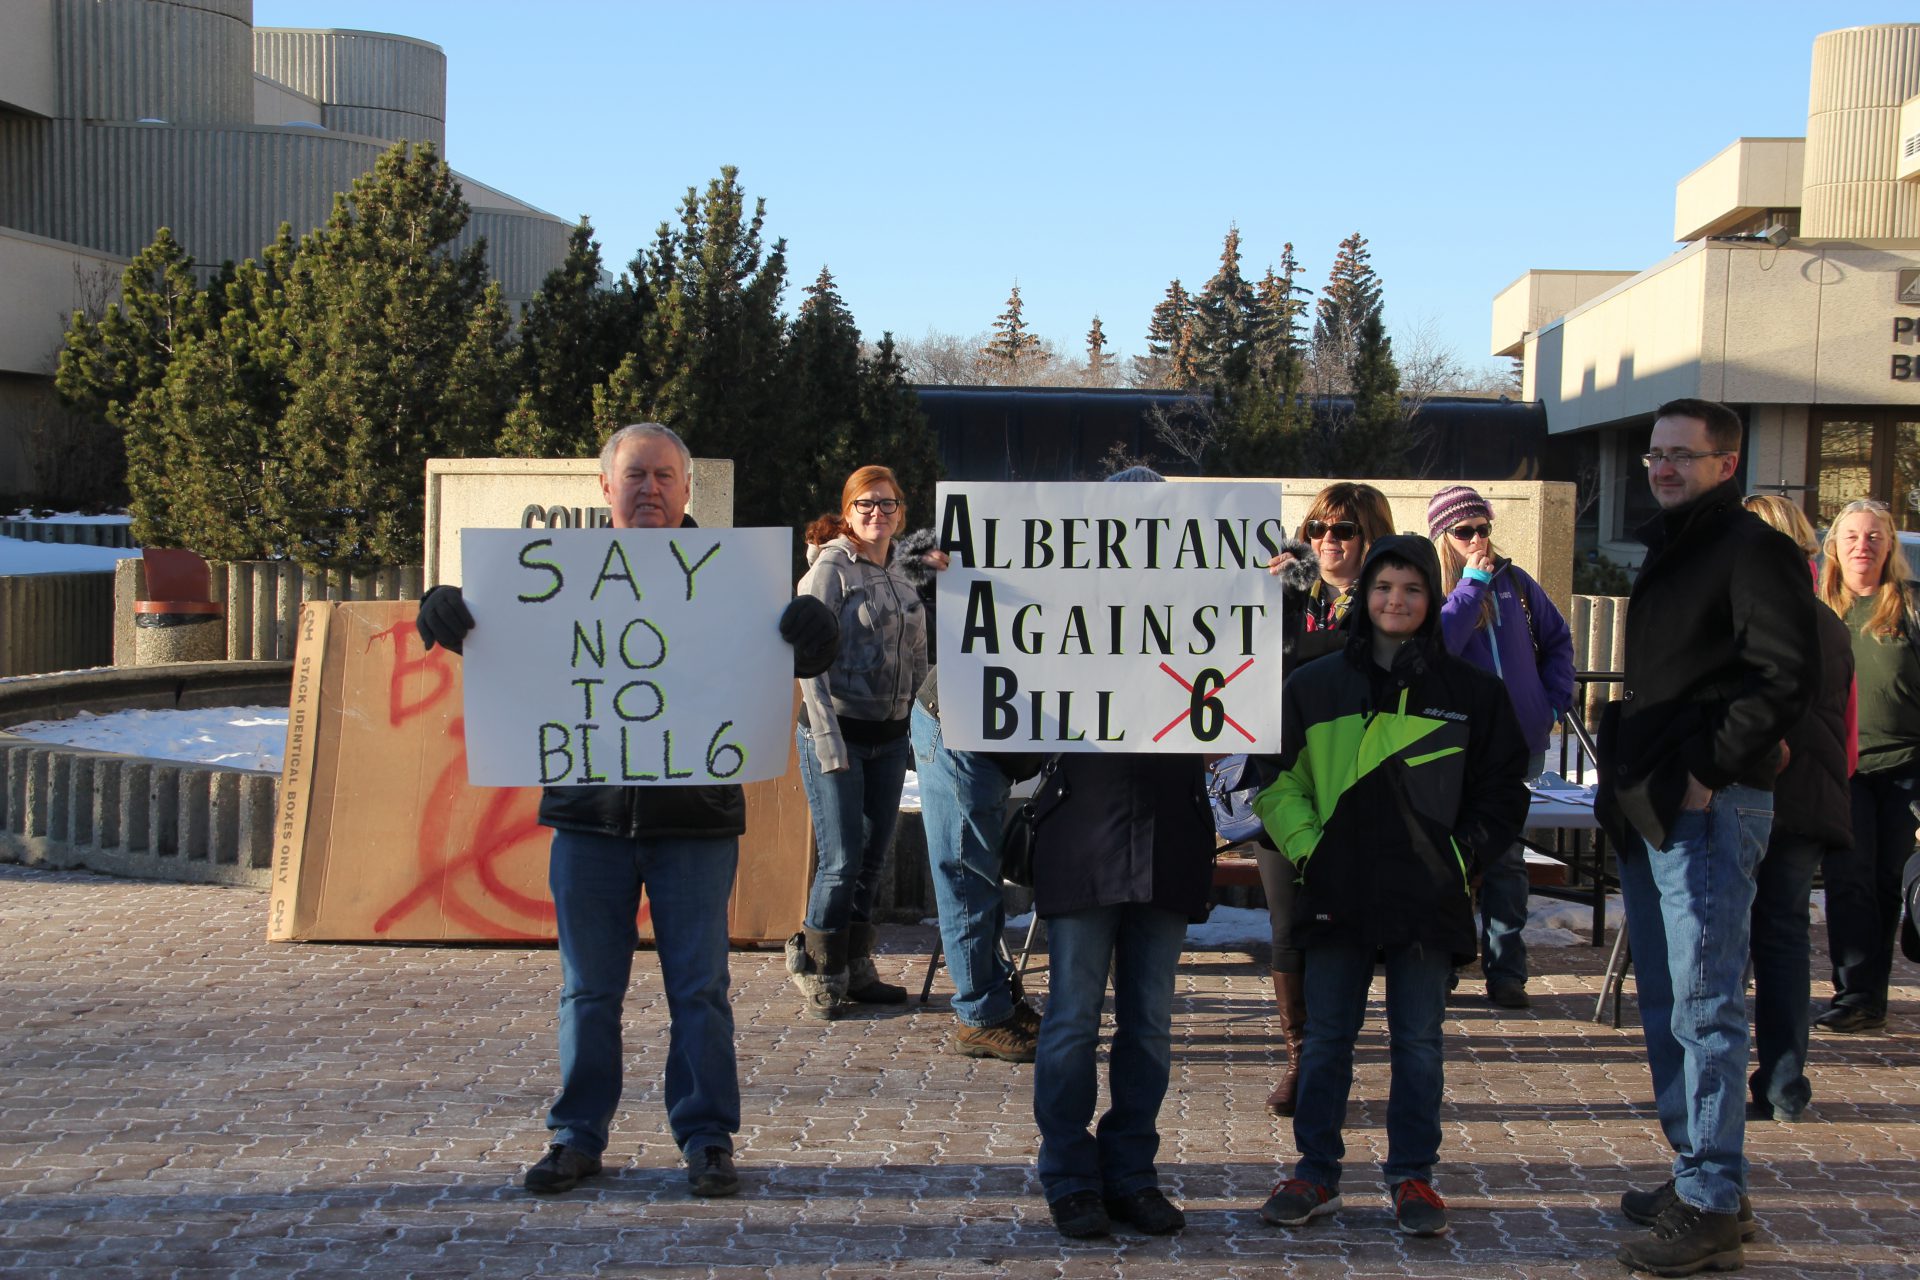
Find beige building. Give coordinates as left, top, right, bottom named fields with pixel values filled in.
left=0, top=0, right=572, bottom=493
left=1493, top=24, right=1920, bottom=563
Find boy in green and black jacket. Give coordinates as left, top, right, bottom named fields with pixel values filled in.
left=1250, top=534, right=1529, bottom=1238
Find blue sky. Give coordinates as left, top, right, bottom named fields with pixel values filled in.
left=257, top=2, right=1920, bottom=377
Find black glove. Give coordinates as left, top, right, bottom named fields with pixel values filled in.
left=415, top=584, right=475, bottom=655
left=780, top=595, right=838, bottom=678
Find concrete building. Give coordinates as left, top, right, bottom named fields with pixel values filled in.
left=0, top=0, right=572, bottom=493
left=1494, top=24, right=1920, bottom=564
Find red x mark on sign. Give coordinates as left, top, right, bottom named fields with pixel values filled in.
left=1153, top=657, right=1257, bottom=743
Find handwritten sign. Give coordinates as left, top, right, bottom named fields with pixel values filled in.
left=935, top=482, right=1288, bottom=753
left=459, top=527, right=793, bottom=786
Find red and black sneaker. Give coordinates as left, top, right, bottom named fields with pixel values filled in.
left=1391, top=1178, right=1450, bottom=1237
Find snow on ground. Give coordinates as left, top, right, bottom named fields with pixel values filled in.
left=1, top=705, right=287, bottom=772
left=5, top=510, right=135, bottom=524
left=0, top=534, right=138, bottom=575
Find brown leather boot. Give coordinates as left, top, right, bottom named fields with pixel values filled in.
left=1266, top=970, right=1306, bottom=1116
left=846, top=922, right=908, bottom=1003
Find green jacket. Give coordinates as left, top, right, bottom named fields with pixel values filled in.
left=1252, top=535, right=1530, bottom=960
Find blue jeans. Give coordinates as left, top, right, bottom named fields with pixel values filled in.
left=1824, top=768, right=1918, bottom=1017
left=1291, top=941, right=1452, bottom=1190
left=797, top=724, right=911, bottom=931
left=1616, top=784, right=1771, bottom=1215
left=546, top=828, right=740, bottom=1158
left=910, top=703, right=1015, bottom=1027
left=1480, top=751, right=1546, bottom=987
left=1033, top=903, right=1187, bottom=1201
left=1749, top=829, right=1822, bottom=1119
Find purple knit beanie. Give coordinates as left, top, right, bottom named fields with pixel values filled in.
left=1427, top=485, right=1493, bottom=540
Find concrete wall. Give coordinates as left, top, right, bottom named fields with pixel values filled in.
left=1805, top=24, right=1920, bottom=238
left=1490, top=270, right=1637, bottom=358
left=424, top=458, right=740, bottom=587
left=252, top=27, right=447, bottom=150
left=1673, top=137, right=1805, bottom=241
left=0, top=227, right=123, bottom=376
left=0, top=0, right=57, bottom=117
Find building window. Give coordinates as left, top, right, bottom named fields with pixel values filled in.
left=1813, top=410, right=1920, bottom=532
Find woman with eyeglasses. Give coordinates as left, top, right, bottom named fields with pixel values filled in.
left=1247, top=481, right=1393, bottom=1117
left=1814, top=497, right=1920, bottom=1036
left=1427, top=484, right=1575, bottom=1010
left=790, top=466, right=931, bottom=1021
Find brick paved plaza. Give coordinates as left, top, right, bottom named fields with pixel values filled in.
left=2, top=864, right=1916, bottom=1279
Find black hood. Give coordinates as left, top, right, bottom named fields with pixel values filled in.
left=1344, top=533, right=1445, bottom=663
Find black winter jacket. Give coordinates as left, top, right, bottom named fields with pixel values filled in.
left=1773, top=602, right=1855, bottom=850
left=1251, top=535, right=1532, bottom=962
left=1029, top=752, right=1215, bottom=922
left=1595, top=481, right=1818, bottom=852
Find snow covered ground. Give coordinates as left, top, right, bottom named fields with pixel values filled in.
left=0, top=514, right=138, bottom=576
left=1, top=705, right=287, bottom=772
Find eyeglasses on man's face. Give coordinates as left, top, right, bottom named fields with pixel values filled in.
left=1305, top=519, right=1359, bottom=541
left=851, top=497, right=902, bottom=515
left=1447, top=523, right=1492, bottom=542
left=1641, top=450, right=1732, bottom=470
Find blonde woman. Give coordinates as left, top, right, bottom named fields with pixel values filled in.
left=1427, top=484, right=1575, bottom=1009
left=1814, top=498, right=1919, bottom=1035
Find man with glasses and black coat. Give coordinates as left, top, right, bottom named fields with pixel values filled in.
left=1597, top=398, right=1817, bottom=1276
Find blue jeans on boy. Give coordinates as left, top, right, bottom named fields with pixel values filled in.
left=1616, top=784, right=1771, bottom=1216
left=1749, top=829, right=1822, bottom=1119
left=1033, top=903, right=1186, bottom=1202
left=1291, top=940, right=1452, bottom=1191
left=796, top=724, right=911, bottom=930
left=909, top=703, right=1014, bottom=1028
left=546, top=828, right=740, bottom=1159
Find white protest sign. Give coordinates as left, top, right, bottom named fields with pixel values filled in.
left=459, top=527, right=793, bottom=786
left=935, top=481, right=1288, bottom=753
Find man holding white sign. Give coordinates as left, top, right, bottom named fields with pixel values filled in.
left=414, top=423, right=838, bottom=1200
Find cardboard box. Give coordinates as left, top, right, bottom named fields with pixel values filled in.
left=268, top=600, right=812, bottom=944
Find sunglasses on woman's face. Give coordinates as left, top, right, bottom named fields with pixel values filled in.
left=1305, top=519, right=1359, bottom=541
left=1447, top=523, right=1492, bottom=542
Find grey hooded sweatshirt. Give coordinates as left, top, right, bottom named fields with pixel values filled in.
left=796, top=535, right=930, bottom=772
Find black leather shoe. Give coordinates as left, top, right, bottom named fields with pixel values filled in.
left=1487, top=981, right=1531, bottom=1010
left=686, top=1145, right=739, bottom=1197
left=1814, top=1005, right=1887, bottom=1034
left=1103, top=1186, right=1186, bottom=1234
left=1615, top=1198, right=1744, bottom=1276
left=1047, top=1190, right=1111, bottom=1238
left=1621, top=1179, right=1755, bottom=1240
left=524, top=1143, right=602, bottom=1194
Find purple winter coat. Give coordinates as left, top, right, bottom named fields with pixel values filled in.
left=1439, top=559, right=1576, bottom=755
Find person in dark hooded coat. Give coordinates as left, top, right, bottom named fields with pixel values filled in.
left=1250, top=534, right=1529, bottom=1239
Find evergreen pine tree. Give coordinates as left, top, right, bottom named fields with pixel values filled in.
left=784, top=266, right=866, bottom=521
left=632, top=167, right=791, bottom=527
left=1253, top=242, right=1312, bottom=380
left=501, top=219, right=631, bottom=457
left=854, top=332, right=939, bottom=528
left=1312, top=231, right=1383, bottom=390
left=1192, top=226, right=1256, bottom=386
left=980, top=284, right=1041, bottom=381
left=1084, top=315, right=1115, bottom=385
left=55, top=228, right=217, bottom=544
left=277, top=141, right=513, bottom=570
left=1142, top=279, right=1199, bottom=388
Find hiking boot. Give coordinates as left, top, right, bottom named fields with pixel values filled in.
left=1615, top=1197, right=1745, bottom=1276
left=1103, top=1186, right=1185, bottom=1235
left=954, top=1012, right=1037, bottom=1062
left=785, top=928, right=848, bottom=1020
left=1390, top=1178, right=1450, bottom=1237
left=1813, top=1004, right=1886, bottom=1034
left=685, top=1145, right=739, bottom=1197
left=523, top=1143, right=602, bottom=1194
left=1259, top=1177, right=1341, bottom=1227
left=1620, top=1180, right=1755, bottom=1240
left=1488, top=980, right=1531, bottom=1009
left=846, top=922, right=908, bottom=1004
left=1047, top=1189, right=1111, bottom=1238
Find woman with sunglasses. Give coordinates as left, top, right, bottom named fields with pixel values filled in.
left=1249, top=481, right=1393, bottom=1117
left=1427, top=485, right=1575, bottom=1009
left=790, top=466, right=930, bottom=1021
left=1815, top=498, right=1920, bottom=1036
